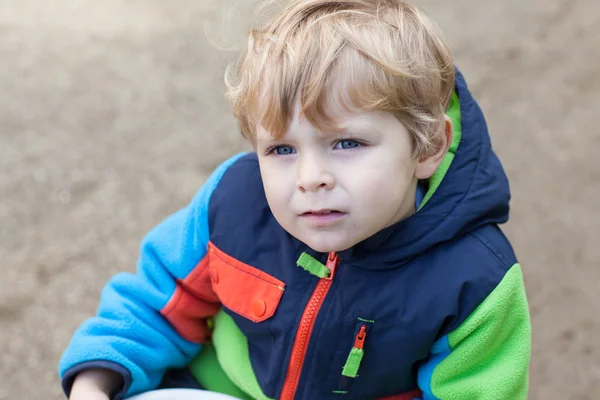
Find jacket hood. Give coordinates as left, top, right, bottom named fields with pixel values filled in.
left=338, top=69, right=511, bottom=269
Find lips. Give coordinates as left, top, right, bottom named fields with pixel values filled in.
left=300, top=209, right=347, bottom=225
left=302, top=209, right=343, bottom=215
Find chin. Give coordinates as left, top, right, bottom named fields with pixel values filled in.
left=300, top=236, right=355, bottom=254
left=281, top=221, right=358, bottom=253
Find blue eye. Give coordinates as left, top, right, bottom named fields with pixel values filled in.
left=273, top=145, right=296, bottom=155
left=335, top=140, right=360, bottom=149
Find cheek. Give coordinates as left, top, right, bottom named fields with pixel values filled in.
left=346, top=158, right=414, bottom=192
left=259, top=161, right=293, bottom=210
left=262, top=174, right=281, bottom=202
left=345, top=157, right=414, bottom=200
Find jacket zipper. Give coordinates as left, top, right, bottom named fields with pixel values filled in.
left=280, top=252, right=340, bottom=400
left=354, top=325, right=366, bottom=349
left=341, top=324, right=367, bottom=379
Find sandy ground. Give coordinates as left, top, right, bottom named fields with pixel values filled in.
left=1, top=0, right=599, bottom=399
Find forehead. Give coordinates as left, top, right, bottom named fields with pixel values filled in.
left=255, top=85, right=389, bottom=141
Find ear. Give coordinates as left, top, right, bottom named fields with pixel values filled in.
left=415, top=116, right=453, bottom=180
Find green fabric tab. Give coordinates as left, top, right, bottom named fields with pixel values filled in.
left=297, top=252, right=330, bottom=278
left=357, top=317, right=374, bottom=324
left=431, top=264, right=531, bottom=399
left=341, top=347, right=364, bottom=378
left=189, top=310, right=273, bottom=400
left=419, top=90, right=462, bottom=210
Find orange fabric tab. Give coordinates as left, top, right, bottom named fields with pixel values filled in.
left=161, top=255, right=221, bottom=343
left=207, top=241, right=285, bottom=323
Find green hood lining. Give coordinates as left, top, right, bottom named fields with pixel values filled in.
left=418, top=91, right=462, bottom=211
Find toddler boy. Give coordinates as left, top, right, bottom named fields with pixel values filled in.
left=60, top=1, right=531, bottom=399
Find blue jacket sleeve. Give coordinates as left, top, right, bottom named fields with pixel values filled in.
left=58, top=153, right=246, bottom=399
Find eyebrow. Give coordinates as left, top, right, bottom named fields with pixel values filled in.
left=255, top=136, right=286, bottom=146
left=255, top=119, right=379, bottom=143
left=334, top=124, right=380, bottom=137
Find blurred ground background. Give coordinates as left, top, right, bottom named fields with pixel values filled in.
left=1, top=0, right=599, bottom=399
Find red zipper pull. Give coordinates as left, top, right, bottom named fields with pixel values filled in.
left=354, top=325, right=367, bottom=349
left=325, top=252, right=339, bottom=280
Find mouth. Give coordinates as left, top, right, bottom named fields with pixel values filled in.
left=302, top=209, right=340, bottom=215
left=302, top=209, right=343, bottom=215
left=300, top=209, right=347, bottom=224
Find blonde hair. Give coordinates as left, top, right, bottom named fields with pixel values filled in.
left=225, top=0, right=455, bottom=157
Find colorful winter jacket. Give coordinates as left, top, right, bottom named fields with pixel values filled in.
left=59, top=70, right=531, bottom=400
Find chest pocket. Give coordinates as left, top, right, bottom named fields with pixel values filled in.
left=207, top=241, right=285, bottom=323
left=328, top=316, right=425, bottom=399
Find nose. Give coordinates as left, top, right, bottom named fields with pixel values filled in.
left=296, top=153, right=335, bottom=193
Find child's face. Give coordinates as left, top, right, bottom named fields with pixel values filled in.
left=255, top=98, right=423, bottom=253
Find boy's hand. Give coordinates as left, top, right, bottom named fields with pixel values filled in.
left=69, top=368, right=123, bottom=400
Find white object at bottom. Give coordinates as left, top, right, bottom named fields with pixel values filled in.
left=126, top=389, right=241, bottom=400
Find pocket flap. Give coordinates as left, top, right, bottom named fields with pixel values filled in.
left=207, top=241, right=285, bottom=323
